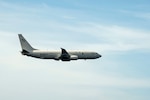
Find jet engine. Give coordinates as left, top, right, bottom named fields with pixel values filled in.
left=70, top=55, right=78, bottom=60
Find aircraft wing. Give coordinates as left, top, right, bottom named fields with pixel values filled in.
left=61, top=48, right=69, bottom=55
left=60, top=48, right=71, bottom=61
left=60, top=48, right=78, bottom=61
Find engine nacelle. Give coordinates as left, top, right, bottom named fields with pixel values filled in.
left=70, top=55, right=78, bottom=60
left=60, top=54, right=78, bottom=61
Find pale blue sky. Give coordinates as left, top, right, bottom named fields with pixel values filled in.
left=0, top=0, right=150, bottom=100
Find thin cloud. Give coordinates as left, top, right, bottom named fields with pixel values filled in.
left=62, top=15, right=76, bottom=20
left=120, top=10, right=150, bottom=20
left=0, top=1, right=150, bottom=100
left=49, top=23, right=150, bottom=52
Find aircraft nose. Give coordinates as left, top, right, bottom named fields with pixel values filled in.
left=96, top=53, right=102, bottom=58
left=98, top=54, right=102, bottom=58
left=99, top=54, right=102, bottom=57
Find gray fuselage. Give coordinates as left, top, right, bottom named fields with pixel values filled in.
left=25, top=50, right=101, bottom=60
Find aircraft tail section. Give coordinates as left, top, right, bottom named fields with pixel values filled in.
left=18, top=34, right=35, bottom=52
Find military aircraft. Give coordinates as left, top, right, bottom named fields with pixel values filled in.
left=18, top=34, right=101, bottom=61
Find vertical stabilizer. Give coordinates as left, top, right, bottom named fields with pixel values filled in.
left=18, top=34, right=35, bottom=52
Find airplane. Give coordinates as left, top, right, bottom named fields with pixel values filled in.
left=18, top=34, right=101, bottom=61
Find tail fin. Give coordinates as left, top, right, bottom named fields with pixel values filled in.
left=18, top=34, right=35, bottom=52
